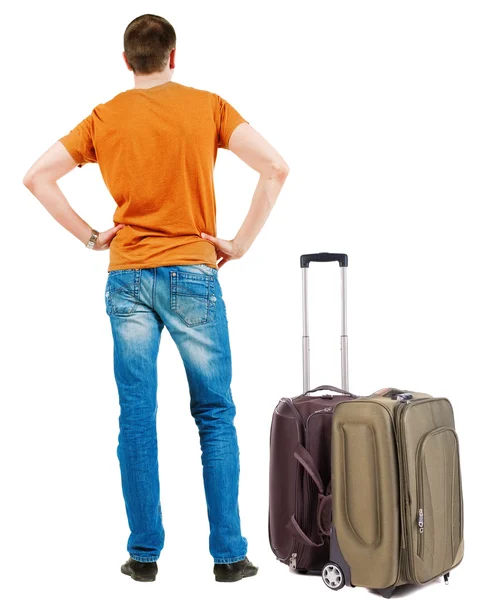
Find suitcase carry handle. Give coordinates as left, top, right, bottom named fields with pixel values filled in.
left=302, top=384, right=357, bottom=398
left=300, top=253, right=349, bottom=393
left=300, top=253, right=348, bottom=268
left=286, top=442, right=333, bottom=547
left=373, top=387, right=412, bottom=399
left=371, top=387, right=432, bottom=401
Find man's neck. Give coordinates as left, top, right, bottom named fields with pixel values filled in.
left=133, top=71, right=173, bottom=89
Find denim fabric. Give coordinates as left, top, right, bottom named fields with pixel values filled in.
left=104, top=264, right=248, bottom=564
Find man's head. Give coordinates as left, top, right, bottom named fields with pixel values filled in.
left=123, top=14, right=176, bottom=75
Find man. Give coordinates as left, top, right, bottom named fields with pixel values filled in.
left=23, top=13, right=289, bottom=583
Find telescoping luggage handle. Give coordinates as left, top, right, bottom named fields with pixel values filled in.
left=300, top=253, right=349, bottom=394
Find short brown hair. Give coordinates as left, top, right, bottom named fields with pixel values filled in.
left=123, top=14, right=176, bottom=75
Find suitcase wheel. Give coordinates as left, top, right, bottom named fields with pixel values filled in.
left=322, top=562, right=345, bottom=591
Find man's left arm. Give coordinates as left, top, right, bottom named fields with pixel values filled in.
left=22, top=112, right=124, bottom=250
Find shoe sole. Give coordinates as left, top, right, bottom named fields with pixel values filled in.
left=215, top=569, right=258, bottom=582
left=121, top=565, right=156, bottom=582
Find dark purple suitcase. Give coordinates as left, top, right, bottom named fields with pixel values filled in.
left=268, top=253, right=358, bottom=573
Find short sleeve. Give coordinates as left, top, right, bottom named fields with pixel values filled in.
left=213, top=93, right=249, bottom=149
left=58, top=112, right=97, bottom=168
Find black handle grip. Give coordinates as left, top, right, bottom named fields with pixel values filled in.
left=300, top=253, right=348, bottom=268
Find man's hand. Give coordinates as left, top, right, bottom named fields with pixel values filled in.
left=200, top=232, right=244, bottom=268
left=94, top=224, right=126, bottom=251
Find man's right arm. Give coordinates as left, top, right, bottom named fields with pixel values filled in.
left=201, top=122, right=289, bottom=267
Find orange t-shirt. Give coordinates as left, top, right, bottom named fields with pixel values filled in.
left=58, top=81, right=248, bottom=271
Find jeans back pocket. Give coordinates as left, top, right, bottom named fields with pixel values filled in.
left=105, top=269, right=142, bottom=316
left=170, top=270, right=216, bottom=327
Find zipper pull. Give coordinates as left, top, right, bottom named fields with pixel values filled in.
left=289, top=552, right=297, bottom=569
left=418, top=508, right=424, bottom=533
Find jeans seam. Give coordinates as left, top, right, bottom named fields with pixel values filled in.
left=151, top=267, right=157, bottom=312
left=130, top=554, right=159, bottom=563
left=213, top=554, right=246, bottom=564
left=135, top=269, right=141, bottom=301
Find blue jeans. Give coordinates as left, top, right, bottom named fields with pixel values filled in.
left=104, top=263, right=248, bottom=564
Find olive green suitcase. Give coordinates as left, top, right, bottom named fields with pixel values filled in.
left=324, top=387, right=464, bottom=597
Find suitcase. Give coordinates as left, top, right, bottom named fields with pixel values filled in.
left=268, top=253, right=358, bottom=573
left=269, top=252, right=465, bottom=597
left=327, top=386, right=465, bottom=596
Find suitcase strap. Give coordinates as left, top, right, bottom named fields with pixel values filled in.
left=286, top=443, right=332, bottom=548
left=294, top=443, right=325, bottom=492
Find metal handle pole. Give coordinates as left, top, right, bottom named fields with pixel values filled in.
left=302, top=267, right=310, bottom=393
left=341, top=266, right=349, bottom=391
left=301, top=254, right=349, bottom=395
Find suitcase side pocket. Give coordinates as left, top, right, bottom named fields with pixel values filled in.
left=414, top=427, right=463, bottom=579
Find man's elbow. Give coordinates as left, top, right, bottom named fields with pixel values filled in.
left=23, top=171, right=36, bottom=190
left=23, top=164, right=44, bottom=190
left=23, top=167, right=50, bottom=191
left=270, top=161, right=290, bottom=184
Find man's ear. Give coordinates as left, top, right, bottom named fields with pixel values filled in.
left=169, top=48, right=176, bottom=70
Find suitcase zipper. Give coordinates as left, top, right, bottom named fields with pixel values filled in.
left=269, top=399, right=305, bottom=565
left=281, top=398, right=307, bottom=569
left=415, top=428, right=433, bottom=561
left=397, top=398, right=449, bottom=584
left=267, top=398, right=299, bottom=563
left=395, top=400, right=413, bottom=583
left=417, top=507, right=424, bottom=559
left=396, top=397, right=430, bottom=584
left=305, top=406, right=333, bottom=431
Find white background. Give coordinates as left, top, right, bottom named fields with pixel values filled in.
left=2, top=1, right=491, bottom=598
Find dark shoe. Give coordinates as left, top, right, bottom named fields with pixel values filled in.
left=213, top=557, right=258, bottom=582
left=121, top=556, right=158, bottom=582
